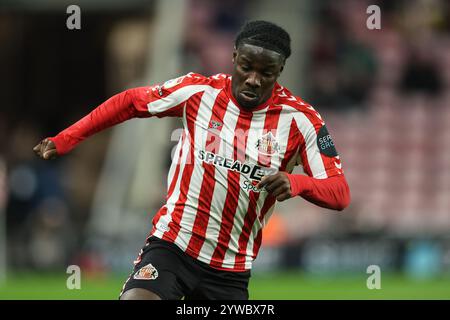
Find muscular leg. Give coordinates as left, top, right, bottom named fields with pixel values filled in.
left=120, top=288, right=162, bottom=300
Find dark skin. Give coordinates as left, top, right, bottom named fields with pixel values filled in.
left=231, top=43, right=284, bottom=109
left=33, top=138, right=57, bottom=160
left=32, top=43, right=294, bottom=299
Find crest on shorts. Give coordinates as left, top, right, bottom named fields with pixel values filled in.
left=134, top=263, right=159, bottom=280
left=256, top=131, right=280, bottom=155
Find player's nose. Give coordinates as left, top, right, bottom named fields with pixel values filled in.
left=245, top=72, right=261, bottom=89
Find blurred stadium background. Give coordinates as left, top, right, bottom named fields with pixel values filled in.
left=1, top=0, right=450, bottom=299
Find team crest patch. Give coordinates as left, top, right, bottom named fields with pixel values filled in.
left=208, top=120, right=223, bottom=130
left=134, top=263, right=159, bottom=280
left=256, top=132, right=280, bottom=155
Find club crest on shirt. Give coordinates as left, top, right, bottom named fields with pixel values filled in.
left=208, top=120, right=223, bottom=130
left=133, top=263, right=159, bottom=280
left=256, top=132, right=280, bottom=155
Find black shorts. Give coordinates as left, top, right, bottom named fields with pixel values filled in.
left=120, top=236, right=251, bottom=300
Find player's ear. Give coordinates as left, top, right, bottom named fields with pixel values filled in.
left=232, top=46, right=237, bottom=63
left=278, top=63, right=284, bottom=76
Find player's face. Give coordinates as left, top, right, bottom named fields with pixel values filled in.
left=231, top=43, right=284, bottom=109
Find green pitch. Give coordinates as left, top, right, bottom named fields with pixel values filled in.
left=0, top=271, right=449, bottom=300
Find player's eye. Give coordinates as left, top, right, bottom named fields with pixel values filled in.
left=240, top=65, right=250, bottom=72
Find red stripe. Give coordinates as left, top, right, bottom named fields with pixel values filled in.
left=150, top=131, right=187, bottom=235
left=167, top=131, right=188, bottom=198
left=162, top=92, right=204, bottom=242
left=234, top=105, right=282, bottom=270
left=292, top=117, right=312, bottom=176
left=186, top=90, right=229, bottom=258
left=280, top=118, right=303, bottom=172
left=252, top=229, right=263, bottom=260
left=251, top=197, right=276, bottom=259
left=209, top=110, right=253, bottom=269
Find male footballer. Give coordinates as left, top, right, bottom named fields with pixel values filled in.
left=33, top=21, right=350, bottom=300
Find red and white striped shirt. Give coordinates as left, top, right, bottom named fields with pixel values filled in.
left=137, top=72, right=343, bottom=271
left=50, top=72, right=346, bottom=272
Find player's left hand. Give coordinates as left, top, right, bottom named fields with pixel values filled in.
left=256, top=172, right=292, bottom=202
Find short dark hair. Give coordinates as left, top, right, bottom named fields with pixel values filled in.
left=235, top=20, right=291, bottom=59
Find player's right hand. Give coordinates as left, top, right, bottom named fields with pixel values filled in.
left=33, top=138, right=59, bottom=160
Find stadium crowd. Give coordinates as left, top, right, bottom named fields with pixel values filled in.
left=0, top=0, right=449, bottom=272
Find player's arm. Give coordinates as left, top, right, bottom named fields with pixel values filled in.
left=33, top=73, right=205, bottom=160
left=256, top=172, right=350, bottom=211
left=33, top=72, right=205, bottom=160
left=33, top=87, right=152, bottom=159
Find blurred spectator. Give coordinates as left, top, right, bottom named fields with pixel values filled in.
left=28, top=197, right=75, bottom=270
left=0, top=159, right=6, bottom=207
left=307, top=0, right=377, bottom=110
left=183, top=0, right=248, bottom=75
left=290, top=0, right=450, bottom=240
left=399, top=40, right=443, bottom=96
left=5, top=122, right=74, bottom=270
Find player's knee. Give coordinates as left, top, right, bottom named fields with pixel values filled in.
left=120, top=288, right=162, bottom=300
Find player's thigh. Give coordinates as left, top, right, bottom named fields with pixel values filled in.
left=120, top=288, right=162, bottom=300
left=120, top=240, right=187, bottom=300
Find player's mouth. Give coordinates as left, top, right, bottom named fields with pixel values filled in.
left=239, top=90, right=259, bottom=103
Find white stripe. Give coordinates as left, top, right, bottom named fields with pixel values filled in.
left=153, top=125, right=191, bottom=239
left=174, top=87, right=221, bottom=251
left=198, top=100, right=239, bottom=264
left=147, top=85, right=211, bottom=115
left=289, top=106, right=328, bottom=179
left=221, top=105, right=268, bottom=270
